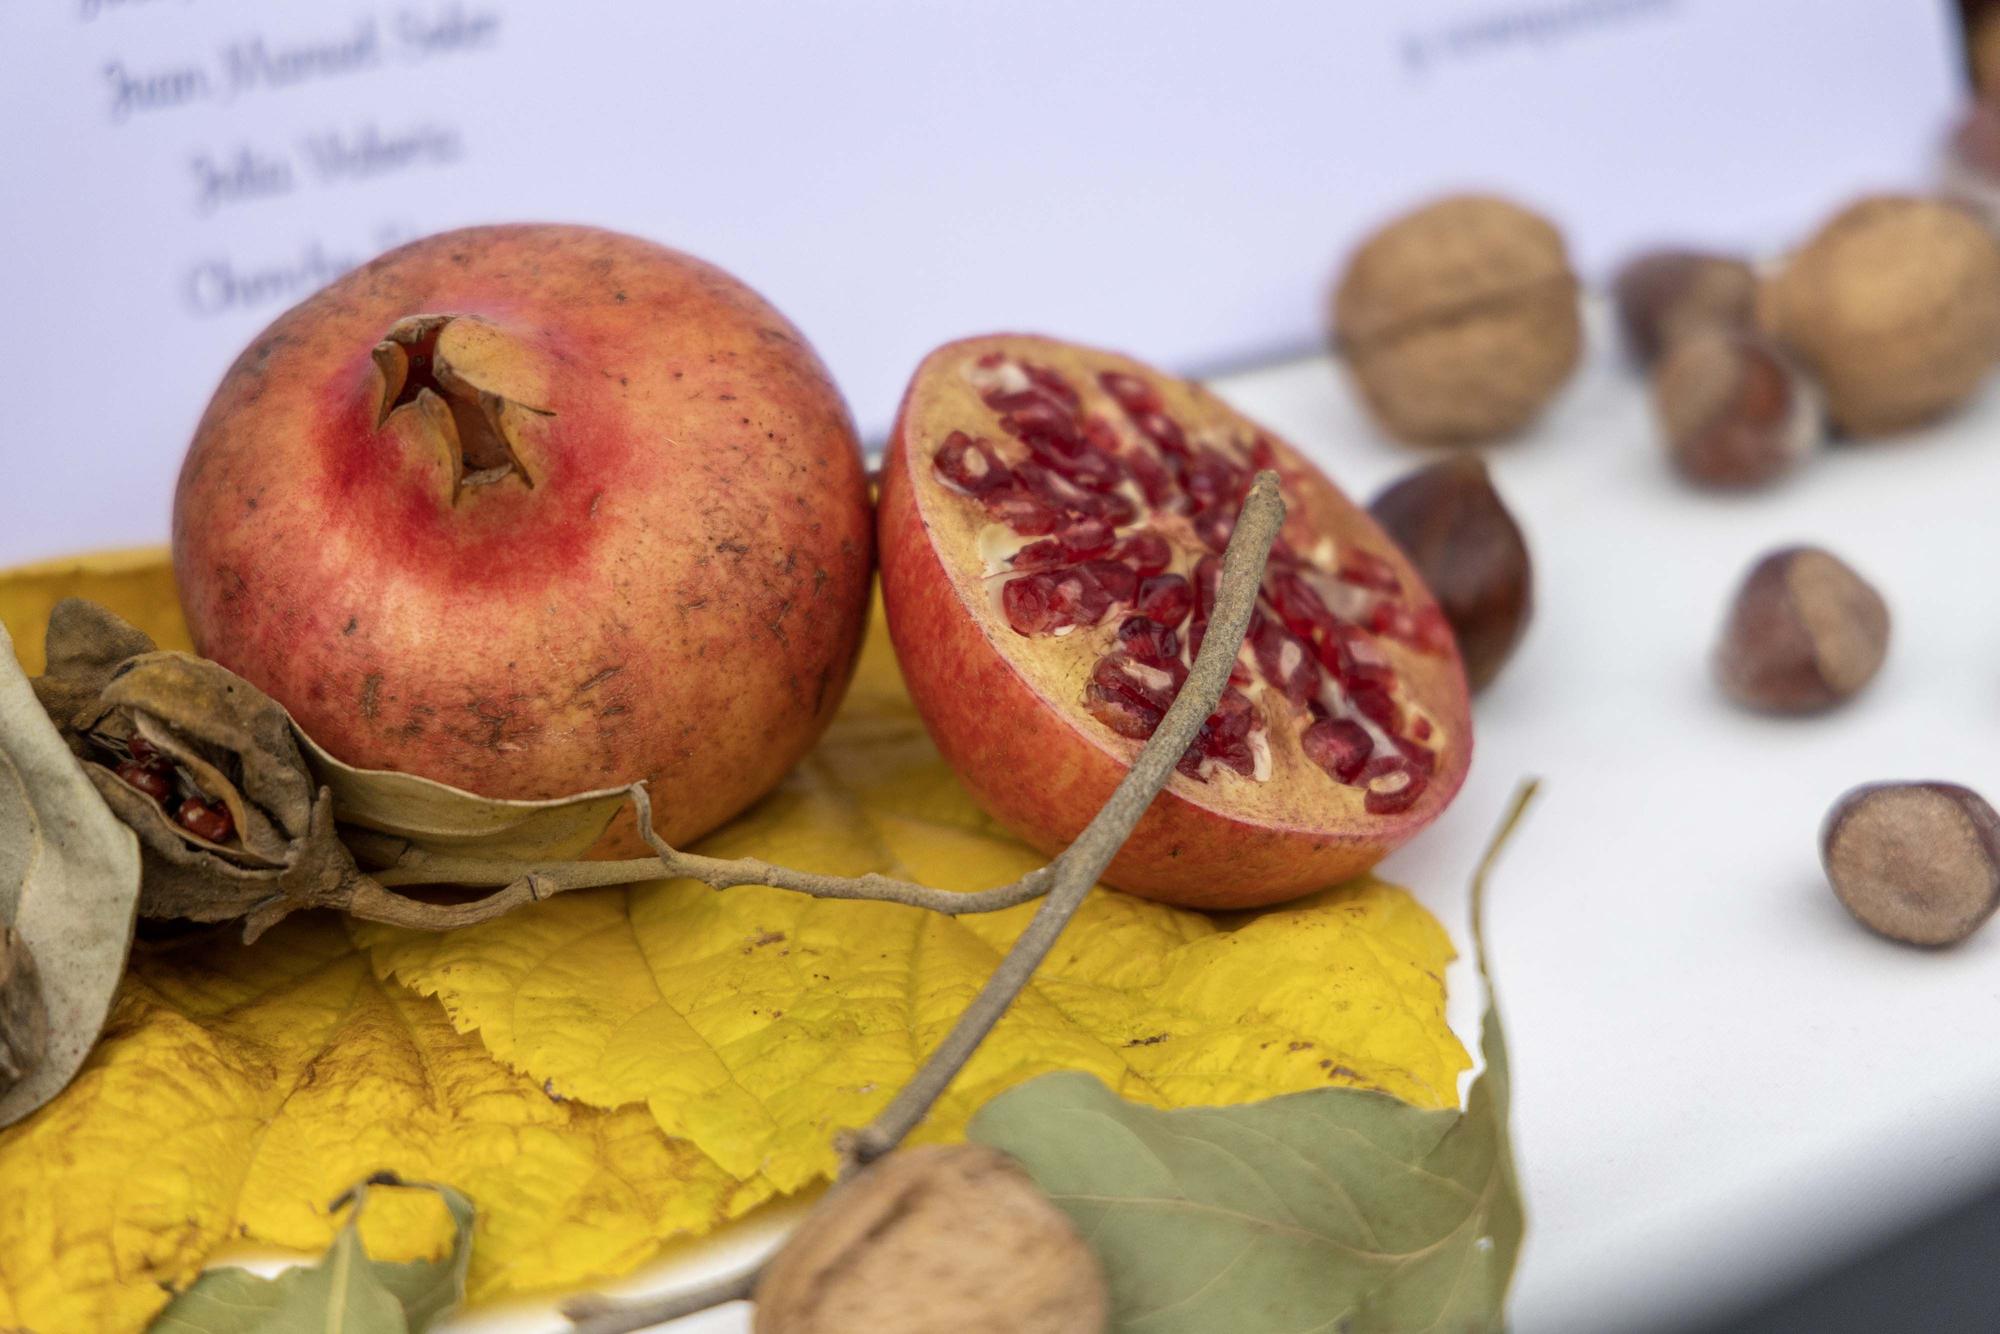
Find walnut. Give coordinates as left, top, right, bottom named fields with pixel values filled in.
left=753, top=1145, right=1108, bottom=1334
left=1331, top=194, right=1581, bottom=445
left=1757, top=195, right=2000, bottom=436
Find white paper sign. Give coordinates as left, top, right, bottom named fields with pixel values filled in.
left=0, top=0, right=1963, bottom=563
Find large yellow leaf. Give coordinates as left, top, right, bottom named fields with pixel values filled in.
left=0, top=548, right=1468, bottom=1330
left=0, top=546, right=189, bottom=676
left=360, top=614, right=1470, bottom=1192
left=0, top=915, right=769, bottom=1334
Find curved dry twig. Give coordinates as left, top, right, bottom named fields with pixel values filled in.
left=559, top=469, right=1287, bottom=1334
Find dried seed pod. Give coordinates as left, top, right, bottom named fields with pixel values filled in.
left=753, top=1145, right=1107, bottom=1334
left=1757, top=195, right=2000, bottom=435
left=1613, top=249, right=1758, bottom=365
left=1821, top=782, right=2000, bottom=946
left=1714, top=547, right=1888, bottom=713
left=1368, top=456, right=1531, bottom=692
left=32, top=599, right=367, bottom=935
left=1651, top=328, right=1822, bottom=488
left=1332, top=194, right=1581, bottom=445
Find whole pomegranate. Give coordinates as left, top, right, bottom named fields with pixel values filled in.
left=878, top=335, right=1471, bottom=907
left=174, top=225, right=872, bottom=853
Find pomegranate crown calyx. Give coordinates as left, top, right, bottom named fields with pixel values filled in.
left=370, top=314, right=552, bottom=501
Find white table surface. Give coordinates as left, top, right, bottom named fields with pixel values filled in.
left=263, top=314, right=2000, bottom=1333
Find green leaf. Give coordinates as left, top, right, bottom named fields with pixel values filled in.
left=970, top=784, right=1534, bottom=1334
left=148, top=1174, right=474, bottom=1334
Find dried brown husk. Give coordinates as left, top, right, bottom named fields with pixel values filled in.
left=30, top=598, right=635, bottom=939
left=33, top=599, right=368, bottom=937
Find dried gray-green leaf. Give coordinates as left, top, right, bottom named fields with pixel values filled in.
left=0, top=927, right=48, bottom=1091
left=151, top=1174, right=475, bottom=1334
left=0, top=621, right=142, bottom=1127
left=971, top=785, right=1533, bottom=1334
left=297, top=728, right=628, bottom=862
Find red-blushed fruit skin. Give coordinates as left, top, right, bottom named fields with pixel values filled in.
left=877, top=336, right=1472, bottom=908
left=173, top=225, right=873, bottom=855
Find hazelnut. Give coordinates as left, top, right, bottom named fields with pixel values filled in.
left=753, top=1145, right=1108, bottom=1334
left=1821, top=782, right=2000, bottom=947
left=1368, top=456, right=1532, bottom=693
left=1651, top=327, right=1822, bottom=489
left=1613, top=249, right=1758, bottom=365
left=1757, top=195, right=2000, bottom=435
left=1332, top=194, right=1581, bottom=445
left=1714, top=546, right=1888, bottom=714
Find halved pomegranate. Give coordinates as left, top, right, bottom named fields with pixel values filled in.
left=878, top=335, right=1472, bottom=908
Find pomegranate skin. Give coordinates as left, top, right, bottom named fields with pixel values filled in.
left=877, top=336, right=1471, bottom=908
left=173, top=225, right=873, bottom=854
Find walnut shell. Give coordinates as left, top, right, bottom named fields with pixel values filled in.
left=1332, top=194, right=1581, bottom=445
left=753, top=1145, right=1108, bottom=1334
left=1757, top=195, right=2000, bottom=436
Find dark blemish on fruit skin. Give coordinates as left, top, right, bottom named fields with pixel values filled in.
left=1123, top=1033, right=1170, bottom=1047
left=342, top=617, right=358, bottom=635
left=360, top=673, right=382, bottom=719
left=1288, top=1040, right=1313, bottom=1053
left=715, top=539, right=749, bottom=557
left=574, top=665, right=623, bottom=694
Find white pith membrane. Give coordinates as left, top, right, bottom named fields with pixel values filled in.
left=914, top=339, right=1462, bottom=820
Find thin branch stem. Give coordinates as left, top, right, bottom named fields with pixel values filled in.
left=563, top=1269, right=758, bottom=1334
left=841, top=469, right=1284, bottom=1169
left=559, top=469, right=1286, bottom=1334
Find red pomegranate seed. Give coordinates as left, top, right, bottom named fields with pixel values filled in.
left=1048, top=568, right=1115, bottom=626
left=1178, top=688, right=1260, bottom=780
left=1123, top=448, right=1178, bottom=507
left=1080, top=559, right=1139, bottom=606
left=176, top=796, right=235, bottom=842
left=1265, top=570, right=1340, bottom=646
left=1400, top=738, right=1437, bottom=775
left=1300, top=718, right=1372, bottom=783
left=127, top=735, right=160, bottom=765
left=1098, top=370, right=1162, bottom=415
left=934, top=431, right=1011, bottom=495
left=1359, top=756, right=1427, bottom=814
left=1055, top=516, right=1116, bottom=560
left=1194, top=507, right=1236, bottom=553
left=1338, top=547, right=1403, bottom=593
left=1135, top=411, right=1188, bottom=456
left=1002, top=574, right=1059, bottom=634
left=1086, top=684, right=1162, bottom=739
left=1185, top=451, right=1243, bottom=511
left=1251, top=619, right=1320, bottom=707
left=1248, top=436, right=1281, bottom=471
left=1024, top=361, right=1081, bottom=409
left=1348, top=682, right=1402, bottom=734
left=114, top=760, right=174, bottom=803
left=1410, top=715, right=1434, bottom=742
left=1011, top=538, right=1063, bottom=569
left=983, top=485, right=1063, bottom=535
left=1000, top=400, right=1085, bottom=457
left=1135, top=573, right=1194, bottom=626
left=1115, top=531, right=1172, bottom=574
left=1093, top=652, right=1181, bottom=713
left=1116, top=615, right=1183, bottom=666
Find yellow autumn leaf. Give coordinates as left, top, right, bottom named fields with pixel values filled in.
left=0, top=546, right=189, bottom=676
left=0, top=914, right=769, bottom=1334
left=360, top=608, right=1470, bottom=1192
left=0, top=547, right=1468, bottom=1330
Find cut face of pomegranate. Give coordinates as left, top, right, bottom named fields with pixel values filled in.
left=878, top=335, right=1473, bottom=907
